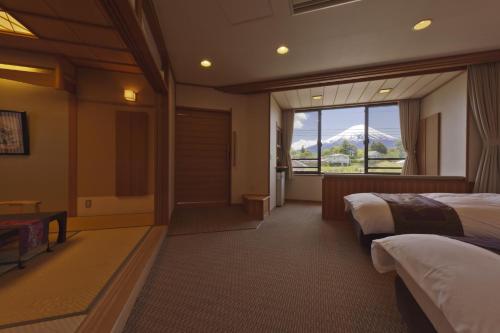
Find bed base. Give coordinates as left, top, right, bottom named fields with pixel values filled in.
left=348, top=212, right=392, bottom=248
left=395, top=276, right=437, bottom=333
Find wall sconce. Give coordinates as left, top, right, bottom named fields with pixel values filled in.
left=124, top=89, right=137, bottom=102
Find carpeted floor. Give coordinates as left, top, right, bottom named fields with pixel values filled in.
left=168, top=206, right=262, bottom=236
left=124, top=203, right=407, bottom=333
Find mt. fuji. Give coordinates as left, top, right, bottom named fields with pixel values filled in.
left=291, top=124, right=398, bottom=152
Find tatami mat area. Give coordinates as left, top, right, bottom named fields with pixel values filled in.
left=125, top=203, right=407, bottom=333
left=0, top=226, right=150, bottom=329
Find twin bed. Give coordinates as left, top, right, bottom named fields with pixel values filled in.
left=343, top=192, right=500, bottom=333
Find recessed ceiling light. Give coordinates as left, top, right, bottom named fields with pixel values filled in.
left=312, top=95, right=323, bottom=100
left=379, top=88, right=392, bottom=94
left=413, top=19, right=432, bottom=31
left=200, top=59, right=212, bottom=68
left=276, top=45, right=289, bottom=55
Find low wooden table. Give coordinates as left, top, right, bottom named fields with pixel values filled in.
left=0, top=211, right=67, bottom=268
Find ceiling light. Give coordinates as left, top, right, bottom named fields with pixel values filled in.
left=413, top=19, right=432, bottom=31
left=379, top=88, right=392, bottom=94
left=276, top=45, right=289, bottom=55
left=312, top=95, right=323, bottom=100
left=0, top=63, right=51, bottom=73
left=0, top=9, right=36, bottom=38
left=200, top=59, right=212, bottom=68
left=124, top=89, right=137, bottom=102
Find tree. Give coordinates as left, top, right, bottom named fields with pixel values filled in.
left=339, top=140, right=357, bottom=157
left=394, top=140, right=405, bottom=157
left=370, top=141, right=388, bottom=154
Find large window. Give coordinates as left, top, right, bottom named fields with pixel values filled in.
left=291, top=104, right=406, bottom=174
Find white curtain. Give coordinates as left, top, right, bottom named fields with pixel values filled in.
left=468, top=63, right=499, bottom=193
left=282, top=110, right=294, bottom=179
left=399, top=99, right=421, bottom=175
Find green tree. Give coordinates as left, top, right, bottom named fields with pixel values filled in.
left=338, top=140, right=357, bottom=157
left=370, top=141, right=388, bottom=154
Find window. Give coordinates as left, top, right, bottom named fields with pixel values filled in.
left=291, top=104, right=406, bottom=174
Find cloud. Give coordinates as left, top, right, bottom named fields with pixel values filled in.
left=294, top=113, right=307, bottom=129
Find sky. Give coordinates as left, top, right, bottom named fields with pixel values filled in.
left=292, top=104, right=401, bottom=146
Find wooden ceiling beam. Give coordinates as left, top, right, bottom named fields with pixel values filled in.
left=142, top=0, right=170, bottom=71
left=99, top=0, right=166, bottom=93
left=216, top=49, right=500, bottom=94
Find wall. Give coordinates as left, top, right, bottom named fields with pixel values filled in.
left=285, top=175, right=323, bottom=202
left=421, top=73, right=467, bottom=176
left=0, top=78, right=69, bottom=212
left=77, top=68, right=156, bottom=216
left=175, top=84, right=269, bottom=204
left=168, top=69, right=176, bottom=219
left=269, top=96, right=282, bottom=209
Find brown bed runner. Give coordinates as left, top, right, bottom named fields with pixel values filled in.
left=374, top=194, right=464, bottom=236
left=448, top=237, right=500, bottom=255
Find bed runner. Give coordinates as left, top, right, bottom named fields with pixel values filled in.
left=374, top=193, right=464, bottom=236
left=448, top=236, right=500, bottom=255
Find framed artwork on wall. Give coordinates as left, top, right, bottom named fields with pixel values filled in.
left=0, top=110, right=30, bottom=155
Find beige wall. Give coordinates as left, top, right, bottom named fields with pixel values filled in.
left=77, top=68, right=156, bottom=216
left=269, top=96, right=282, bottom=209
left=285, top=175, right=323, bottom=202
left=176, top=84, right=269, bottom=204
left=0, top=78, right=69, bottom=212
left=421, top=73, right=467, bottom=176
left=168, top=69, right=176, bottom=219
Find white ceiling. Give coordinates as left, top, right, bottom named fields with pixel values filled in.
left=153, top=0, right=500, bottom=87
left=272, top=71, right=463, bottom=109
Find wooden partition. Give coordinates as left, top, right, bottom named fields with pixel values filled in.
left=322, top=174, right=469, bottom=220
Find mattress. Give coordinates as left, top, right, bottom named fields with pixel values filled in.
left=371, top=234, right=500, bottom=333
left=344, top=193, right=500, bottom=238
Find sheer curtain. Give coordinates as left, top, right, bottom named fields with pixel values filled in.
left=399, top=99, right=421, bottom=175
left=281, top=110, right=294, bottom=179
left=468, top=63, right=499, bottom=193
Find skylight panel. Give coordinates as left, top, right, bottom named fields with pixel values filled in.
left=0, top=9, right=36, bottom=38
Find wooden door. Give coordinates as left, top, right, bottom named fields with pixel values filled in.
left=175, top=108, right=231, bottom=206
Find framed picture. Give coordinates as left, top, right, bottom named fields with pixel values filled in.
left=0, top=110, right=30, bottom=155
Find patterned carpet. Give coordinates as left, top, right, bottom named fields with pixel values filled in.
left=168, top=206, right=262, bottom=236
left=124, top=203, right=407, bottom=333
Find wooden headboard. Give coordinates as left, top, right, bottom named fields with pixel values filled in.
left=322, top=174, right=469, bottom=220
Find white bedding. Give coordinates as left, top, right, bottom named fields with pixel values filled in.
left=344, top=193, right=500, bottom=238
left=371, top=235, right=500, bottom=333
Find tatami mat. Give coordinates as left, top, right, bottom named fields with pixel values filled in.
left=0, top=226, right=150, bottom=328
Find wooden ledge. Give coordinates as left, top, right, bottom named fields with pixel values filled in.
left=76, top=225, right=167, bottom=333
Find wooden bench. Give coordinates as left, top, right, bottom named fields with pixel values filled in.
left=242, top=194, right=270, bottom=220
left=0, top=201, right=41, bottom=213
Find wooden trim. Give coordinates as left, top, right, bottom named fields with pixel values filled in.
left=76, top=226, right=167, bottom=333
left=77, top=98, right=155, bottom=109
left=154, top=92, right=170, bottom=225
left=290, top=100, right=399, bottom=112
left=177, top=81, right=216, bottom=89
left=68, top=94, right=78, bottom=217
left=175, top=105, right=232, bottom=113
left=142, top=0, right=170, bottom=71
left=216, top=49, right=500, bottom=94
left=267, top=93, right=271, bottom=196
left=99, top=0, right=166, bottom=93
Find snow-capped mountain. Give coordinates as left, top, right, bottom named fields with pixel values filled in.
left=323, top=124, right=397, bottom=149
left=291, top=124, right=398, bottom=152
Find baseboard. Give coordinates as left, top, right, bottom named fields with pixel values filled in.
left=76, top=225, right=167, bottom=333
left=284, top=199, right=322, bottom=204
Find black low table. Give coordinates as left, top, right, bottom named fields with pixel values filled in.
left=0, top=211, right=67, bottom=268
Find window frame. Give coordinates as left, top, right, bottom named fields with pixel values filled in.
left=291, top=102, right=405, bottom=175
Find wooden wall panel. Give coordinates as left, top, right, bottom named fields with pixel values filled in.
left=322, top=174, right=469, bottom=220
left=116, top=111, right=148, bottom=196
left=417, top=113, right=440, bottom=176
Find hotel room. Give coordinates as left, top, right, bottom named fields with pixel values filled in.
left=0, top=0, right=499, bottom=332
